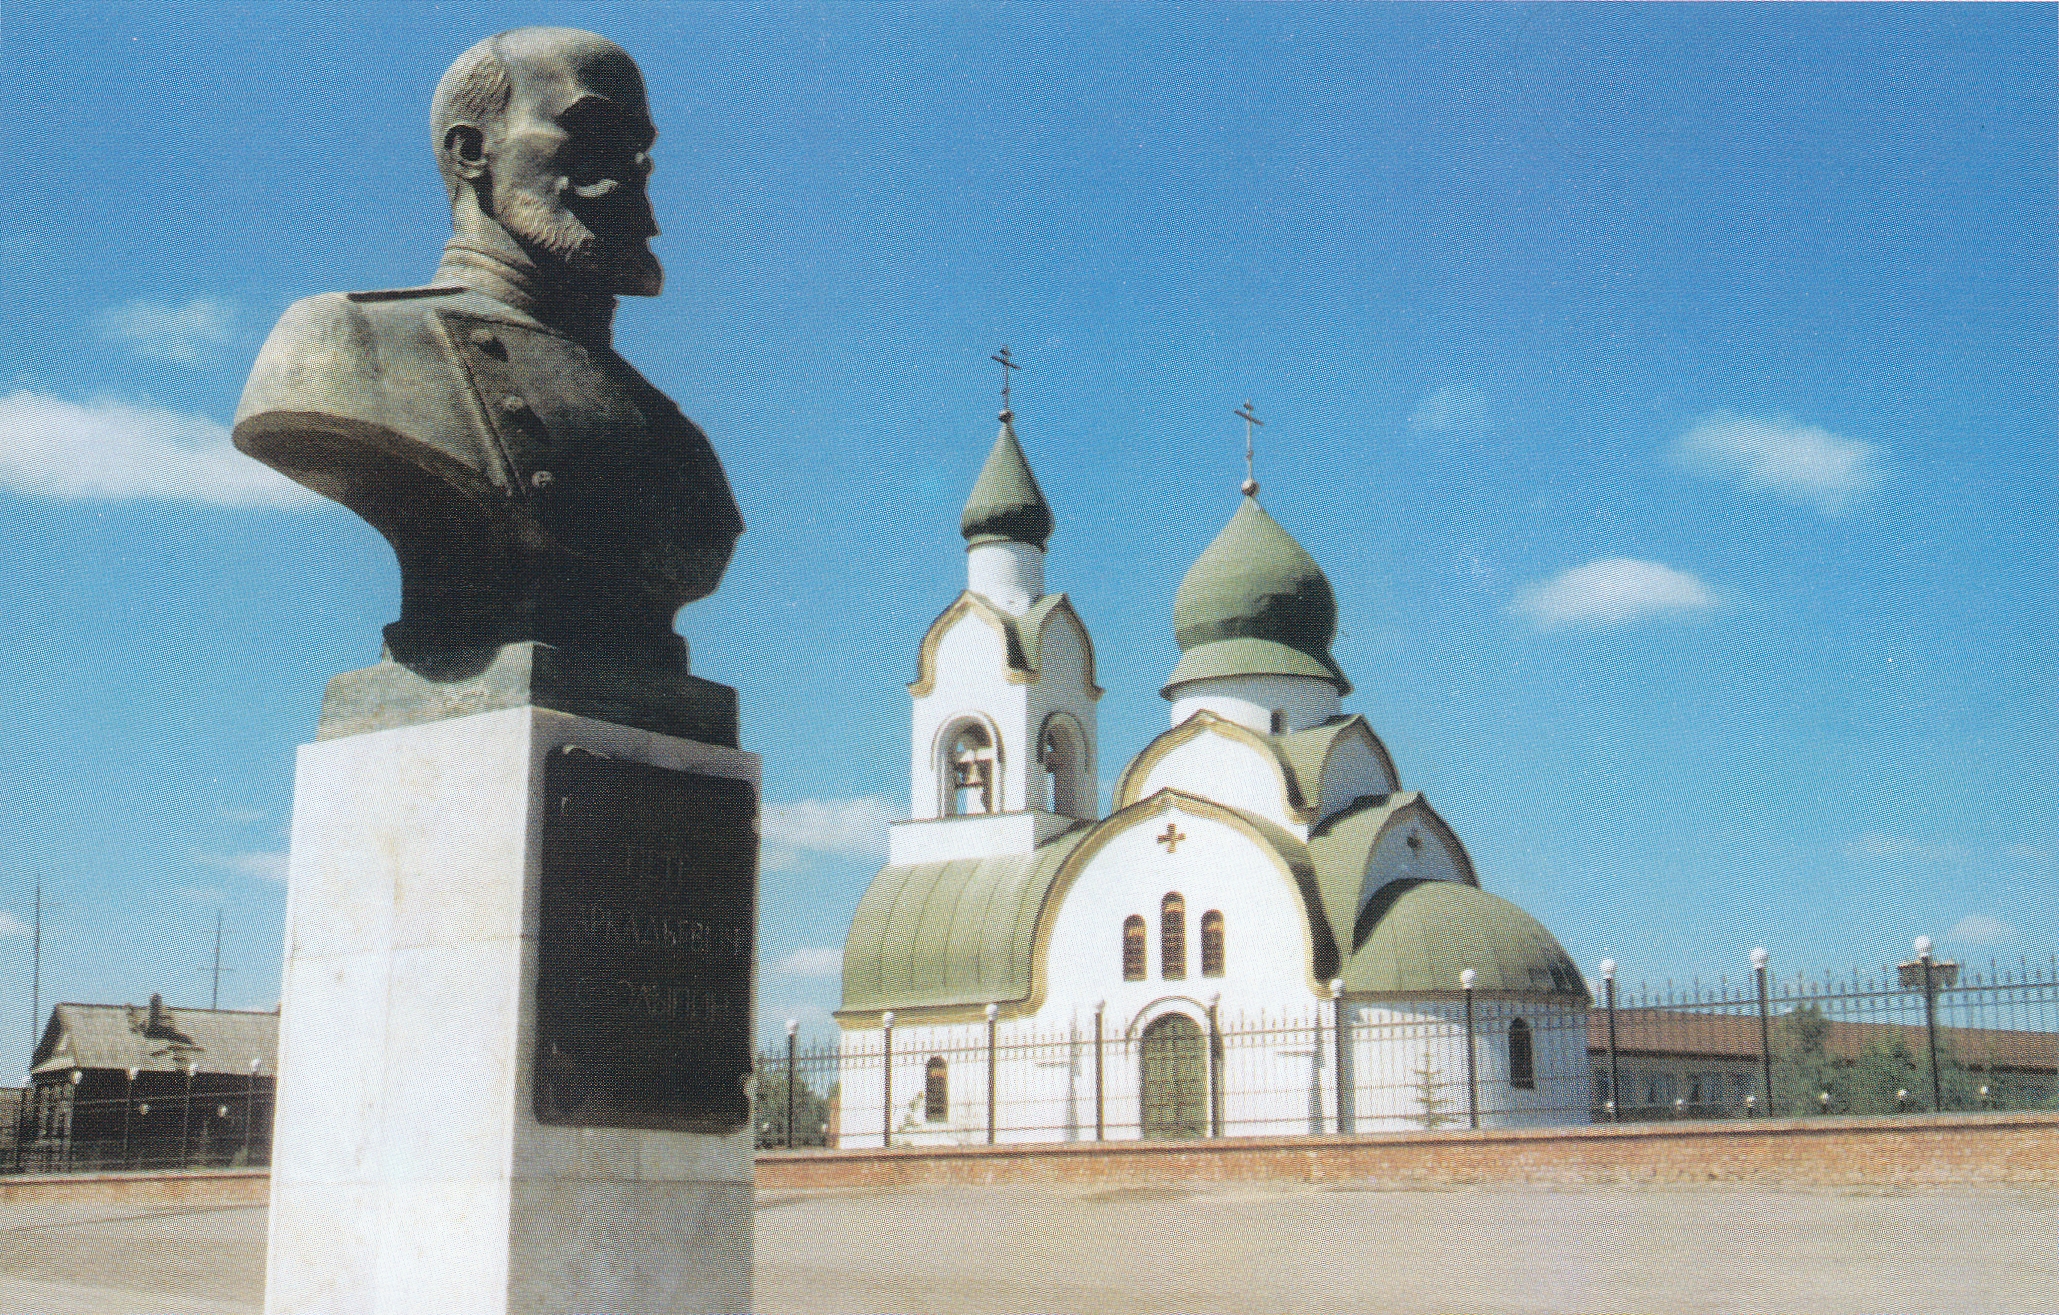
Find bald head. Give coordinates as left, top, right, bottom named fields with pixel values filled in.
left=432, top=28, right=662, bottom=298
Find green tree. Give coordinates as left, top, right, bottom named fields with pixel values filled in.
left=1769, top=1004, right=1843, bottom=1115
left=755, top=1069, right=831, bottom=1148
left=1846, top=1034, right=1921, bottom=1115
left=1413, top=1049, right=1452, bottom=1130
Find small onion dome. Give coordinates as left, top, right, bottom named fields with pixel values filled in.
left=1163, top=495, right=1349, bottom=697
left=960, top=412, right=1054, bottom=548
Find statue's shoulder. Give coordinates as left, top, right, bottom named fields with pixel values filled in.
left=237, top=286, right=471, bottom=427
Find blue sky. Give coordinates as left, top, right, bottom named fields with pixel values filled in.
left=2, top=3, right=2052, bottom=1058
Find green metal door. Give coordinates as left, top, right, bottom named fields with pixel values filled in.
left=1139, top=1014, right=1207, bottom=1139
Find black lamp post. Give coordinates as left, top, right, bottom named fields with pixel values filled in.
left=1330, top=977, right=1350, bottom=1135
left=122, top=1067, right=138, bottom=1170
left=783, top=1019, right=799, bottom=1150
left=178, top=1060, right=196, bottom=1168
left=1461, top=968, right=1480, bottom=1131
left=1898, top=935, right=1960, bottom=1112
left=1600, top=959, right=1620, bottom=1123
left=1752, top=947, right=1774, bottom=1116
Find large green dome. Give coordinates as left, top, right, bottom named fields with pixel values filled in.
left=960, top=413, right=1053, bottom=548
left=1163, top=496, right=1349, bottom=696
left=1345, top=879, right=1589, bottom=997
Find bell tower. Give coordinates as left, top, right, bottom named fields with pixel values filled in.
left=890, top=370, right=1101, bottom=866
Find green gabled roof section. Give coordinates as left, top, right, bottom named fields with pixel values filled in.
left=1274, top=716, right=1398, bottom=809
left=1343, top=879, right=1589, bottom=999
left=1307, top=793, right=1480, bottom=955
left=1164, top=496, right=1349, bottom=697
left=840, top=826, right=1092, bottom=1014
left=908, top=591, right=1102, bottom=697
left=961, top=413, right=1054, bottom=548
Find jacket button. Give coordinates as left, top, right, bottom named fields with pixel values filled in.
left=531, top=470, right=555, bottom=489
left=501, top=394, right=528, bottom=415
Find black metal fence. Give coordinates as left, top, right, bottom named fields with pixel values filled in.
left=1590, top=951, right=2059, bottom=1122
left=6, top=1077, right=273, bottom=1175
left=762, top=952, right=2059, bottom=1148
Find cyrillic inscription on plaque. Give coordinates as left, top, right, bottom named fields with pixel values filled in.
left=535, top=746, right=756, bottom=1131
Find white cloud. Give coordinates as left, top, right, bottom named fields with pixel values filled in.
left=98, top=297, right=238, bottom=367
left=0, top=390, right=321, bottom=507
left=176, top=886, right=228, bottom=906
left=1946, top=914, right=2018, bottom=948
left=0, top=912, right=29, bottom=938
left=760, top=795, right=893, bottom=872
left=195, top=851, right=290, bottom=883
left=1669, top=410, right=1884, bottom=515
left=1407, top=384, right=1493, bottom=436
left=772, top=946, right=844, bottom=978
left=2004, top=843, right=2053, bottom=865
left=1512, top=558, right=1718, bottom=629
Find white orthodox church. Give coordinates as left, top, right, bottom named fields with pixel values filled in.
left=835, top=405, right=1591, bottom=1144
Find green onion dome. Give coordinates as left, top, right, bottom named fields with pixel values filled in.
left=1163, top=496, right=1349, bottom=696
left=960, top=412, right=1054, bottom=548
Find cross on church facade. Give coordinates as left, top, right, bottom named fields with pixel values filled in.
left=992, top=345, right=1020, bottom=416
left=1236, top=400, right=1264, bottom=495
left=1157, top=822, right=1187, bottom=853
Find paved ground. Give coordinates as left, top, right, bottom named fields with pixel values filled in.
left=0, top=1182, right=2050, bottom=1314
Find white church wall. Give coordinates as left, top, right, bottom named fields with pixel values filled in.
left=1041, top=812, right=1322, bottom=1023
left=1168, top=674, right=1341, bottom=735
left=1128, top=737, right=1305, bottom=836
left=1340, top=1000, right=1593, bottom=1132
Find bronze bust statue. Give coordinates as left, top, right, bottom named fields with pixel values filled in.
left=236, top=28, right=744, bottom=741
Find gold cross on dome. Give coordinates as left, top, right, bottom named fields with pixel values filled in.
left=992, top=345, right=1020, bottom=415
left=1157, top=822, right=1187, bottom=853
left=1236, top=400, right=1264, bottom=495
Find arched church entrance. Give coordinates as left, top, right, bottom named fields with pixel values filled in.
left=1138, top=1013, right=1207, bottom=1139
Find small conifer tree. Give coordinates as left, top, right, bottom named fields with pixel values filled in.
left=1414, top=1048, right=1451, bottom=1129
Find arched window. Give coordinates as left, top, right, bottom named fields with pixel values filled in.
left=1269, top=709, right=1286, bottom=735
left=944, top=722, right=995, bottom=816
left=1508, top=1017, right=1535, bottom=1091
left=924, top=1056, right=948, bottom=1121
left=1039, top=714, right=1087, bottom=817
left=1122, top=915, right=1147, bottom=981
left=1161, top=893, right=1186, bottom=981
left=1200, top=910, right=1225, bottom=977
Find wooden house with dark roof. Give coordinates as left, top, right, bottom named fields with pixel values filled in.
left=18, top=995, right=277, bottom=1172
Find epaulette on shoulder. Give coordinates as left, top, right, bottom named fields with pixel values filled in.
left=345, top=284, right=468, bottom=303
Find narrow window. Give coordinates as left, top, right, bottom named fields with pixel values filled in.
left=946, top=723, right=995, bottom=816
left=1122, top=915, right=1147, bottom=981
left=1269, top=709, right=1286, bottom=735
left=1161, top=893, right=1186, bottom=980
left=1508, top=1017, right=1534, bottom=1090
left=924, top=1056, right=948, bottom=1122
left=1200, top=910, right=1225, bottom=977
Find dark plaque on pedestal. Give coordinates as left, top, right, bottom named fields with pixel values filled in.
left=534, top=745, right=756, bottom=1132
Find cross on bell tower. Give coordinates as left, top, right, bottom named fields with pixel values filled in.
left=1236, top=400, right=1264, bottom=496
left=992, top=346, right=1021, bottom=419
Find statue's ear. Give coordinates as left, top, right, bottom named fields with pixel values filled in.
left=443, top=124, right=489, bottom=182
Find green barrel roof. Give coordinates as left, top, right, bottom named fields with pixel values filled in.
left=1344, top=879, right=1589, bottom=998
left=840, top=827, right=1090, bottom=1015
left=960, top=413, right=1054, bottom=548
left=1164, top=496, right=1349, bottom=696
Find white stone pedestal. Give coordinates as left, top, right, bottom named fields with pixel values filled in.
left=264, top=706, right=756, bottom=1315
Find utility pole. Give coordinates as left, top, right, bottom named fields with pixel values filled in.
left=30, top=874, right=41, bottom=1050
left=211, top=911, right=224, bottom=1010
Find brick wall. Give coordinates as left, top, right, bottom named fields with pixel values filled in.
left=758, top=1111, right=2059, bottom=1190
left=0, top=1167, right=270, bottom=1208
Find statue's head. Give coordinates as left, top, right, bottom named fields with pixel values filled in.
left=432, top=28, right=662, bottom=297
